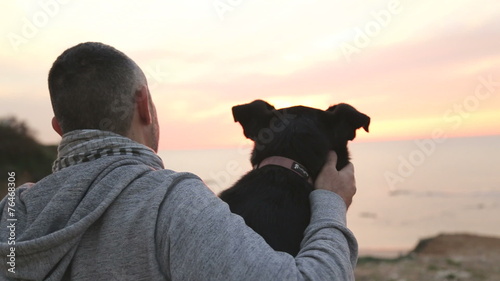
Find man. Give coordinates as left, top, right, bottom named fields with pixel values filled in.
left=0, top=42, right=358, bottom=280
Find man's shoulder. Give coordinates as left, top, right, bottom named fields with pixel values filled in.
left=126, top=168, right=206, bottom=199
left=140, top=169, right=202, bottom=188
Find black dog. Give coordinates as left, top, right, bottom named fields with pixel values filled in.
left=219, top=100, right=370, bottom=256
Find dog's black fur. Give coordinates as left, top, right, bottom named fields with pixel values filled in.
left=219, top=100, right=370, bottom=256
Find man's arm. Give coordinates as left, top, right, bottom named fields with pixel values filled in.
left=157, top=152, right=357, bottom=280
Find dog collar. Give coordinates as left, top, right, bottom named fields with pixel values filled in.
left=254, top=156, right=313, bottom=184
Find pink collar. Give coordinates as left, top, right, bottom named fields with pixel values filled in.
left=254, top=156, right=313, bottom=184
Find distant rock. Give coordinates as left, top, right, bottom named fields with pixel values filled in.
left=356, top=233, right=500, bottom=281
left=412, top=233, right=500, bottom=257
left=359, top=212, right=377, bottom=219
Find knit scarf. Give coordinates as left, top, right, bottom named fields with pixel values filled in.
left=52, top=130, right=163, bottom=172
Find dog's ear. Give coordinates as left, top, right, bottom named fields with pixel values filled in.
left=232, top=100, right=276, bottom=140
left=325, top=103, right=370, bottom=140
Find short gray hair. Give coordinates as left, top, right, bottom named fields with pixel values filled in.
left=48, top=42, right=146, bottom=135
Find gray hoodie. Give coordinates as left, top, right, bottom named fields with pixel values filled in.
left=0, top=130, right=357, bottom=280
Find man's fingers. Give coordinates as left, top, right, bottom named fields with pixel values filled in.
left=325, top=151, right=338, bottom=170
left=314, top=150, right=357, bottom=208
left=341, top=162, right=355, bottom=173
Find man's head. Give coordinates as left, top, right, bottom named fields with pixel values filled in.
left=48, top=42, right=159, bottom=151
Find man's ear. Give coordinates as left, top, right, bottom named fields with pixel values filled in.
left=136, top=85, right=152, bottom=125
left=51, top=116, right=63, bottom=136
left=232, top=100, right=275, bottom=140
left=325, top=103, right=370, bottom=140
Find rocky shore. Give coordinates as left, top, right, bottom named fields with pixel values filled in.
left=355, top=233, right=500, bottom=281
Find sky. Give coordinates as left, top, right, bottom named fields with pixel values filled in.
left=1, top=0, right=499, bottom=150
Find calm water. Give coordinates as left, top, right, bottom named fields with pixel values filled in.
left=158, top=135, right=500, bottom=254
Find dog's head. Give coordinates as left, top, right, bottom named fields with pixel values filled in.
left=232, top=100, right=370, bottom=179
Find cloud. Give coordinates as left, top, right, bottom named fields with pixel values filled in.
left=2, top=1, right=499, bottom=147
left=153, top=15, right=500, bottom=146
left=163, top=15, right=500, bottom=107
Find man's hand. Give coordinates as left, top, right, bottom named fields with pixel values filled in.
left=314, top=151, right=356, bottom=209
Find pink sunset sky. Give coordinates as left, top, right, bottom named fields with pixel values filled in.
left=1, top=0, right=499, bottom=150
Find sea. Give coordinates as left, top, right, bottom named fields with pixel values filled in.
left=158, top=135, right=500, bottom=256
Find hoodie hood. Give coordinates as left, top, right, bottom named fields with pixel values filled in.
left=0, top=130, right=163, bottom=280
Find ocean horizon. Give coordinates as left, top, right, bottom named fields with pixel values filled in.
left=158, top=135, right=500, bottom=254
